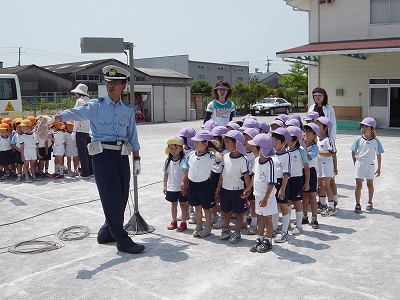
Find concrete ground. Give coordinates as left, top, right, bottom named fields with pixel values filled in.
left=0, top=113, right=399, bottom=300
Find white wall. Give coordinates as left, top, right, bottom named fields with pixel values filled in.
left=152, top=86, right=190, bottom=123
left=309, top=0, right=400, bottom=43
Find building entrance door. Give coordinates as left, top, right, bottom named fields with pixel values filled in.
left=390, top=87, right=400, bottom=127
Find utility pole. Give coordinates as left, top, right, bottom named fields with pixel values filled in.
left=266, top=57, right=273, bottom=72
left=18, top=47, right=21, bottom=66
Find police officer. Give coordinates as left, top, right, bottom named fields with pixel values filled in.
left=50, top=65, right=144, bottom=254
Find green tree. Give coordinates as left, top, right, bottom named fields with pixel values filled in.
left=190, top=79, right=213, bottom=97
left=231, top=79, right=270, bottom=115
left=279, top=61, right=308, bottom=107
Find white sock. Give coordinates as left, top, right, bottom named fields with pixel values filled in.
left=319, top=196, right=327, bottom=205
left=258, top=235, right=263, bottom=240
left=281, top=213, right=290, bottom=233
left=296, top=211, right=303, bottom=229
left=288, top=205, right=292, bottom=220
left=272, top=213, right=279, bottom=231
left=334, top=195, right=338, bottom=203
left=251, top=216, right=257, bottom=227
left=328, top=200, right=335, bottom=209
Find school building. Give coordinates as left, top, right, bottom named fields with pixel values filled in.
left=277, top=0, right=400, bottom=128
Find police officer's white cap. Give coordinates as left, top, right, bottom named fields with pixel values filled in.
left=103, top=65, right=130, bottom=81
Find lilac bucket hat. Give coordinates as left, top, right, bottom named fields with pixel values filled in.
left=286, top=126, right=305, bottom=147
left=243, top=128, right=260, bottom=139
left=360, top=117, right=377, bottom=129
left=270, top=119, right=284, bottom=128
left=242, top=114, right=257, bottom=122
left=317, top=116, right=332, bottom=135
left=248, top=133, right=275, bottom=157
left=202, top=119, right=218, bottom=131
left=303, top=122, right=320, bottom=135
left=178, top=127, right=196, bottom=139
left=259, top=121, right=270, bottom=133
left=191, top=129, right=213, bottom=142
left=305, top=111, right=319, bottom=121
left=288, top=114, right=302, bottom=123
left=276, top=114, right=289, bottom=123
left=239, top=118, right=260, bottom=131
left=223, top=130, right=246, bottom=155
left=272, top=127, right=291, bottom=142
left=211, top=125, right=229, bottom=137
left=226, top=121, right=240, bottom=130
left=285, top=118, right=301, bottom=128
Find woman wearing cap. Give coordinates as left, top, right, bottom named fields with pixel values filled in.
left=71, top=83, right=93, bottom=178
left=308, top=87, right=337, bottom=140
left=204, top=80, right=235, bottom=126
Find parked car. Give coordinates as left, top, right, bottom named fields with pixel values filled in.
left=250, top=97, right=292, bottom=116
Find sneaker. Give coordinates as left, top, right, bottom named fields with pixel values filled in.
left=272, top=229, right=279, bottom=238
left=354, top=204, right=362, bottom=214
left=167, top=220, right=178, bottom=230
left=192, top=225, right=203, bottom=237
left=220, top=228, right=232, bottom=240
left=246, top=215, right=252, bottom=226
left=54, top=174, right=64, bottom=179
left=67, top=170, right=75, bottom=177
left=274, top=232, right=289, bottom=243
left=292, top=226, right=303, bottom=236
left=302, top=216, right=309, bottom=225
left=247, top=225, right=257, bottom=235
left=334, top=200, right=338, bottom=209
left=249, top=238, right=263, bottom=252
left=15, top=176, right=23, bottom=182
left=212, top=216, right=224, bottom=229
left=25, top=176, right=33, bottom=183
left=211, top=214, right=219, bottom=226
left=177, top=222, right=187, bottom=232
left=198, top=227, right=211, bottom=238
left=317, top=201, right=322, bottom=213
left=257, top=238, right=273, bottom=253
left=229, top=231, right=241, bottom=244
left=366, top=202, right=373, bottom=211
left=241, top=222, right=248, bottom=230
left=32, top=175, right=41, bottom=181
left=318, top=204, right=328, bottom=214
left=311, top=219, right=319, bottom=229
left=322, top=207, right=337, bottom=217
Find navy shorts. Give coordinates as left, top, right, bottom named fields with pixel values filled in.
left=246, top=174, right=255, bottom=201
left=288, top=176, right=303, bottom=201
left=275, top=177, right=289, bottom=204
left=220, top=188, right=248, bottom=214
left=0, top=149, right=13, bottom=165
left=209, top=171, right=220, bottom=190
left=39, top=146, right=52, bottom=161
left=303, top=167, right=317, bottom=193
left=188, top=179, right=215, bottom=209
left=13, top=150, right=23, bottom=165
left=165, top=191, right=188, bottom=203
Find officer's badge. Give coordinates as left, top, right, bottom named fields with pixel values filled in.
left=109, top=69, right=116, bottom=76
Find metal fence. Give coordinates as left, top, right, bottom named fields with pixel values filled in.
left=22, top=95, right=79, bottom=117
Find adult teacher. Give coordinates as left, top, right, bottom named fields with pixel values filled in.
left=44, top=65, right=144, bottom=254
left=204, top=80, right=235, bottom=126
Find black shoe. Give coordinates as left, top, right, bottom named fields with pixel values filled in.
left=97, top=235, right=116, bottom=244
left=249, top=238, right=262, bottom=252
left=354, top=204, right=362, bottom=214
left=257, top=238, right=272, bottom=253
left=302, top=217, right=309, bottom=225
left=117, top=242, right=145, bottom=254
left=311, top=219, right=319, bottom=229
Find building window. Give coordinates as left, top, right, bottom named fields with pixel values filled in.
left=197, top=65, right=205, bottom=69
left=237, top=68, right=244, bottom=72
left=237, top=77, right=243, bottom=81
left=371, top=0, right=400, bottom=24
left=75, top=74, right=100, bottom=82
left=370, top=88, right=388, bottom=107
left=217, top=66, right=224, bottom=71
left=217, top=76, right=224, bottom=81
left=198, top=74, right=205, bottom=79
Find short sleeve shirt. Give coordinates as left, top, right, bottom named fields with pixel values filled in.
left=206, top=99, right=235, bottom=126
left=221, top=153, right=249, bottom=190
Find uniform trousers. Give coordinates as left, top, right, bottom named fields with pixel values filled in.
left=93, top=148, right=133, bottom=248
left=76, top=132, right=93, bottom=177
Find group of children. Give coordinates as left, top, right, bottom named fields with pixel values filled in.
left=162, top=112, right=384, bottom=253
left=0, top=116, right=81, bottom=182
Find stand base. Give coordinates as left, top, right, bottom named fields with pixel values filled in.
left=124, top=212, right=155, bottom=235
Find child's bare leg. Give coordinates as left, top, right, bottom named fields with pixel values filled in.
left=223, top=211, right=231, bottom=229
left=355, top=178, right=363, bottom=205
left=257, top=215, right=265, bottom=236
left=179, top=202, right=188, bottom=222
left=265, top=216, right=273, bottom=238
left=171, top=201, right=178, bottom=220
left=366, top=179, right=374, bottom=204
left=204, top=208, right=212, bottom=229
left=195, top=205, right=203, bottom=227
left=235, top=212, right=243, bottom=232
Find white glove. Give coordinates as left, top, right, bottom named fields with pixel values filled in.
left=133, top=160, right=141, bottom=176
left=43, top=115, right=55, bottom=125
left=71, top=132, right=76, bottom=140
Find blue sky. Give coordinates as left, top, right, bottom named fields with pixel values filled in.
left=0, top=0, right=308, bottom=74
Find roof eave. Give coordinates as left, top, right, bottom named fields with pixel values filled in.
left=277, top=47, right=400, bottom=58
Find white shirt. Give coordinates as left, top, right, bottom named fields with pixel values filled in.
left=350, top=136, right=384, bottom=162
left=74, top=96, right=91, bottom=133
left=183, top=151, right=217, bottom=182
left=273, top=151, right=291, bottom=179
left=318, top=136, right=336, bottom=165
left=19, top=133, right=38, bottom=149
left=0, top=136, right=11, bottom=151
left=163, top=157, right=186, bottom=192
left=253, top=157, right=276, bottom=199
left=206, top=99, right=235, bottom=126
left=308, top=104, right=337, bottom=140
left=306, top=143, right=319, bottom=169
left=221, top=153, right=249, bottom=190
left=53, top=130, right=65, bottom=146
left=288, top=147, right=308, bottom=177
left=246, top=151, right=256, bottom=175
